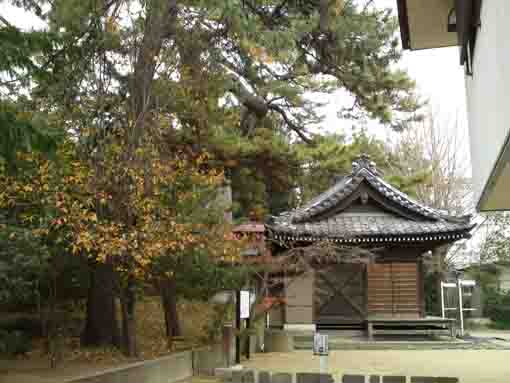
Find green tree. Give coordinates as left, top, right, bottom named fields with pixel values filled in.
left=0, top=17, right=62, bottom=166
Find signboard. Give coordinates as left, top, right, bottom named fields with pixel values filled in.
left=460, top=279, right=476, bottom=287
left=313, top=333, right=329, bottom=356
left=240, top=290, right=251, bottom=319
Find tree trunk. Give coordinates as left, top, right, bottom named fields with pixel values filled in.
left=129, top=0, right=178, bottom=147
left=47, top=269, right=60, bottom=368
left=319, top=0, right=329, bottom=34
left=161, top=277, right=181, bottom=345
left=81, top=263, right=120, bottom=347
left=120, top=277, right=137, bottom=357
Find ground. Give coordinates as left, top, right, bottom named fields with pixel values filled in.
left=243, top=348, right=510, bottom=383
left=0, top=298, right=217, bottom=383
left=3, top=323, right=510, bottom=382
left=0, top=358, right=130, bottom=383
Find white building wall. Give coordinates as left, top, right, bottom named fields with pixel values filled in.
left=465, top=0, right=510, bottom=206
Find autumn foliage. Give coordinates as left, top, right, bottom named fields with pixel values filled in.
left=0, top=138, right=242, bottom=279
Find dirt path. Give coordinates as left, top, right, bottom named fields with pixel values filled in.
left=243, top=350, right=510, bottom=383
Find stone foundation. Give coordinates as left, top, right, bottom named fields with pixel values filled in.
left=264, top=330, right=294, bottom=352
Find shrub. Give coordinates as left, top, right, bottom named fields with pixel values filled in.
left=0, top=330, right=31, bottom=356
left=484, top=288, right=510, bottom=323
left=0, top=316, right=43, bottom=337
left=424, top=272, right=441, bottom=316
left=201, top=303, right=231, bottom=343
left=489, top=320, right=510, bottom=330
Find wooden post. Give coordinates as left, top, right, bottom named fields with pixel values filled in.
left=418, top=258, right=426, bottom=317
left=441, top=281, right=446, bottom=319
left=367, top=321, right=374, bottom=341
left=458, top=279, right=464, bottom=337
left=245, top=317, right=250, bottom=360
left=235, top=290, right=241, bottom=364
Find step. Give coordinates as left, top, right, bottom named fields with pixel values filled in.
left=293, top=340, right=475, bottom=350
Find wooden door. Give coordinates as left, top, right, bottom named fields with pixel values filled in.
left=367, top=262, right=419, bottom=317
left=314, top=264, right=367, bottom=323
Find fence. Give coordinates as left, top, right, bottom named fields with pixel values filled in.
left=64, top=350, right=193, bottom=383
left=63, top=341, right=235, bottom=383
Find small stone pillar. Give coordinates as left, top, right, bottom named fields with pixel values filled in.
left=223, top=324, right=235, bottom=366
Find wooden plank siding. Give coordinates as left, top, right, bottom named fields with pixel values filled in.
left=367, top=262, right=420, bottom=317
left=285, top=270, right=314, bottom=324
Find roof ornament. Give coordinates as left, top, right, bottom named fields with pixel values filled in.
left=360, top=191, right=369, bottom=205
left=352, top=154, right=379, bottom=176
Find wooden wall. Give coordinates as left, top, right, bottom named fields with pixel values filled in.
left=268, top=304, right=285, bottom=328
left=367, top=261, right=421, bottom=318
left=285, top=270, right=315, bottom=324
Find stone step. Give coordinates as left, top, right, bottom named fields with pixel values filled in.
left=292, top=340, right=508, bottom=350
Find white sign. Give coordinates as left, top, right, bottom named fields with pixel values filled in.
left=460, top=279, right=476, bottom=287
left=313, top=333, right=329, bottom=356
left=240, top=290, right=251, bottom=319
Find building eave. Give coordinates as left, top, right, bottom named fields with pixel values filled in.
left=477, top=129, right=510, bottom=211
left=396, top=0, right=411, bottom=50
left=270, top=231, right=471, bottom=245
left=395, top=0, right=458, bottom=51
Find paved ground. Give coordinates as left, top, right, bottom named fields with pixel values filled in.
left=469, top=330, right=510, bottom=340
left=242, top=350, right=510, bottom=383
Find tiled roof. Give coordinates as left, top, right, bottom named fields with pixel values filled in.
left=266, top=154, right=474, bottom=242
left=268, top=213, right=473, bottom=241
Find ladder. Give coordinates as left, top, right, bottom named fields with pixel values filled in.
left=441, top=279, right=477, bottom=337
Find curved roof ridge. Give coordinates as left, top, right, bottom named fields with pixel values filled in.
left=282, top=154, right=471, bottom=225
left=363, top=171, right=440, bottom=220
left=290, top=174, right=361, bottom=223
left=365, top=172, right=471, bottom=223
left=297, top=176, right=352, bottom=212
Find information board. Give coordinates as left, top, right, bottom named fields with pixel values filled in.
left=240, top=290, right=251, bottom=319
left=313, top=333, right=329, bottom=356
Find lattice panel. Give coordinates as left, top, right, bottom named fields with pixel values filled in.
left=314, top=264, right=366, bottom=321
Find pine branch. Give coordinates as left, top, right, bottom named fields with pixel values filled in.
left=268, top=104, right=313, bottom=144
left=0, top=15, right=14, bottom=28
